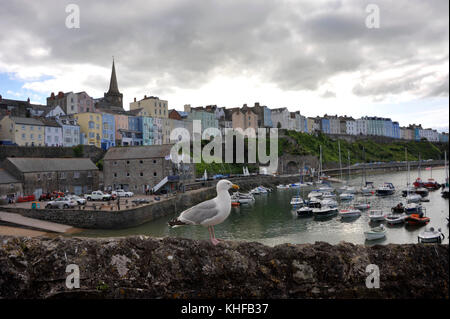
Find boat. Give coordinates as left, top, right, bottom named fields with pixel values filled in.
left=354, top=202, right=371, bottom=210
left=369, top=210, right=385, bottom=222
left=404, top=202, right=424, bottom=214
left=419, top=197, right=430, bottom=202
left=376, top=183, right=395, bottom=196
left=339, top=208, right=361, bottom=219
left=442, top=186, right=449, bottom=198
left=319, top=184, right=334, bottom=192
left=415, top=187, right=429, bottom=197
left=405, top=213, right=430, bottom=226
left=361, top=182, right=375, bottom=196
left=424, top=178, right=440, bottom=190
left=231, top=202, right=240, bottom=207
left=277, top=184, right=290, bottom=190
left=413, top=177, right=424, bottom=188
left=296, top=207, right=314, bottom=217
left=406, top=193, right=422, bottom=203
left=321, top=191, right=336, bottom=199
left=391, top=202, right=405, bottom=213
left=306, top=198, right=322, bottom=208
left=290, top=196, right=304, bottom=206
left=339, top=193, right=354, bottom=201
left=250, top=188, right=260, bottom=195
left=308, top=191, right=323, bottom=199
left=401, top=186, right=416, bottom=197
left=364, top=225, right=387, bottom=241
left=313, top=206, right=338, bottom=218
left=385, top=213, right=407, bottom=225
left=320, top=199, right=338, bottom=208
left=231, top=192, right=255, bottom=204
left=442, top=151, right=449, bottom=199
left=418, top=227, right=445, bottom=243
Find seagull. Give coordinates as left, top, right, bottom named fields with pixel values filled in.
left=168, top=179, right=239, bottom=245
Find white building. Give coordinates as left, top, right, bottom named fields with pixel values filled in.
left=419, top=128, right=439, bottom=142
left=271, top=108, right=290, bottom=129
left=57, top=117, right=80, bottom=147
left=345, top=118, right=357, bottom=135
left=356, top=118, right=368, bottom=136
left=41, top=118, right=63, bottom=146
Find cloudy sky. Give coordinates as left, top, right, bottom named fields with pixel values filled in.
left=0, top=0, right=448, bottom=131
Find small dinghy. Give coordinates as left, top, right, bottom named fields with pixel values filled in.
left=418, top=227, right=445, bottom=243
left=308, top=191, right=323, bottom=199
left=391, top=202, right=405, bottom=213
left=339, top=193, right=354, bottom=201
left=364, top=224, right=387, bottom=241
left=339, top=208, right=361, bottom=219
left=296, top=207, right=314, bottom=217
left=290, top=196, right=304, bottom=206
left=405, top=213, right=430, bottom=226
left=385, top=213, right=407, bottom=225
left=369, top=210, right=386, bottom=222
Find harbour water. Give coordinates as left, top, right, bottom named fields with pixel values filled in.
left=79, top=168, right=449, bottom=246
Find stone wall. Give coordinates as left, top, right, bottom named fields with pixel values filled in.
left=0, top=145, right=105, bottom=163
left=0, top=236, right=447, bottom=298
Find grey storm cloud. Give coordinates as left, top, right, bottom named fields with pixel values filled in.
left=0, top=0, right=448, bottom=98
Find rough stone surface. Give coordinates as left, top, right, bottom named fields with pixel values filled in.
left=0, top=236, right=448, bottom=299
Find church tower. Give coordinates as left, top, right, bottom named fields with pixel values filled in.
left=99, top=58, right=124, bottom=111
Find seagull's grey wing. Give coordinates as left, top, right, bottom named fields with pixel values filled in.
left=179, top=198, right=219, bottom=225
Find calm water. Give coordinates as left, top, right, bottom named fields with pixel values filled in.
left=79, top=168, right=449, bottom=246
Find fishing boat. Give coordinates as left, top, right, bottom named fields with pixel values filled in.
left=290, top=196, right=304, bottom=206
left=320, top=198, right=338, bottom=208
left=376, top=183, right=395, bottom=196
left=339, top=193, right=354, bottom=201
left=296, top=207, right=314, bottom=218
left=364, top=225, right=387, bottom=241
left=391, top=202, right=405, bottom=213
left=339, top=208, right=361, bottom=219
left=385, top=213, right=407, bottom=225
left=418, top=227, right=445, bottom=243
left=405, top=213, right=430, bottom=226
left=313, top=206, right=338, bottom=218
left=369, top=210, right=386, bottom=222
left=404, top=202, right=424, bottom=214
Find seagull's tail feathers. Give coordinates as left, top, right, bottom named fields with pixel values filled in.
left=168, top=217, right=188, bottom=228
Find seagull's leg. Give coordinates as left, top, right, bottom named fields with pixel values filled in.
left=209, top=226, right=220, bottom=245
left=211, top=226, right=222, bottom=242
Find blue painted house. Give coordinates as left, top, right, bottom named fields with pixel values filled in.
left=321, top=118, right=330, bottom=134
left=101, top=113, right=116, bottom=150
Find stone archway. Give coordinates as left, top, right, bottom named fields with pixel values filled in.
left=286, top=161, right=299, bottom=174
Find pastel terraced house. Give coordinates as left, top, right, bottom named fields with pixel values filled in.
left=74, top=112, right=102, bottom=148
left=0, top=116, right=45, bottom=146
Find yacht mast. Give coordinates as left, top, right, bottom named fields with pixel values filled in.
left=338, top=141, right=343, bottom=181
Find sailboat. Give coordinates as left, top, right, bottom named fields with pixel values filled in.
left=442, top=151, right=449, bottom=198
left=291, top=163, right=305, bottom=206
left=360, top=147, right=375, bottom=195
left=339, top=150, right=356, bottom=195
left=404, top=148, right=421, bottom=203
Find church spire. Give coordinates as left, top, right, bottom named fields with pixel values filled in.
left=108, top=58, right=119, bottom=94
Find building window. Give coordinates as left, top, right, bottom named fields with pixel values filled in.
left=114, top=173, right=117, bottom=177
left=87, top=171, right=92, bottom=177
left=74, top=172, right=80, bottom=179
left=114, top=161, right=117, bottom=165
left=140, top=160, right=143, bottom=164
left=37, top=174, right=40, bottom=181
left=140, top=172, right=143, bottom=176
left=126, top=160, right=130, bottom=164
left=153, top=160, right=156, bottom=164
left=60, top=172, right=66, bottom=179
left=127, top=172, right=130, bottom=177
left=153, top=172, right=157, bottom=176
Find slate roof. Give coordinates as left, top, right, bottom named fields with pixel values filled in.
left=0, top=169, right=20, bottom=184
left=9, top=116, right=44, bottom=126
left=6, top=157, right=98, bottom=173
left=104, top=144, right=175, bottom=160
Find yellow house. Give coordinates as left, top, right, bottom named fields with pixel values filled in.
left=130, top=95, right=168, bottom=119
left=0, top=116, right=45, bottom=146
left=74, top=112, right=102, bottom=148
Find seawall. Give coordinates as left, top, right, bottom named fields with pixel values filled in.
left=0, top=175, right=303, bottom=229
left=0, top=236, right=447, bottom=299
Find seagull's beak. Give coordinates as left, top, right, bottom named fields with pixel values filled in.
left=232, top=184, right=239, bottom=190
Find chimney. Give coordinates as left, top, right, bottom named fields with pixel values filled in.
left=134, top=97, right=136, bottom=102
left=27, top=97, right=30, bottom=103
left=255, top=102, right=260, bottom=107
left=144, top=95, right=147, bottom=99
left=0, top=94, right=2, bottom=102
left=243, top=104, right=247, bottom=107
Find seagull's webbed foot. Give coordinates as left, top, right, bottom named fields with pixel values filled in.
left=210, top=238, right=220, bottom=246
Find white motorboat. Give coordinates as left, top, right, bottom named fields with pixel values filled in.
left=418, top=227, right=445, bottom=243
left=231, top=192, right=255, bottom=204
left=306, top=198, right=322, bottom=208
left=338, top=185, right=356, bottom=194
left=361, top=182, right=375, bottom=196
left=385, top=213, right=407, bottom=225
left=405, top=202, right=423, bottom=214
left=406, top=193, right=422, bottom=203
left=296, top=207, right=314, bottom=217
left=321, top=191, right=336, bottom=199
left=313, top=206, right=338, bottom=218
left=353, top=200, right=371, bottom=210
left=364, top=225, right=387, bottom=240
left=339, top=208, right=361, bottom=219
left=277, top=184, right=290, bottom=190
left=369, top=210, right=386, bottom=222
left=319, top=185, right=334, bottom=192
left=290, top=196, right=304, bottom=206
left=250, top=188, right=260, bottom=195
left=308, top=191, right=323, bottom=199
left=320, top=199, right=338, bottom=208
left=339, top=193, right=354, bottom=201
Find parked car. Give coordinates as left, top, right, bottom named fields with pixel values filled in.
left=84, top=191, right=112, bottom=201
left=39, top=191, right=65, bottom=201
left=45, top=197, right=77, bottom=209
left=67, top=195, right=87, bottom=205
left=112, top=189, right=134, bottom=197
